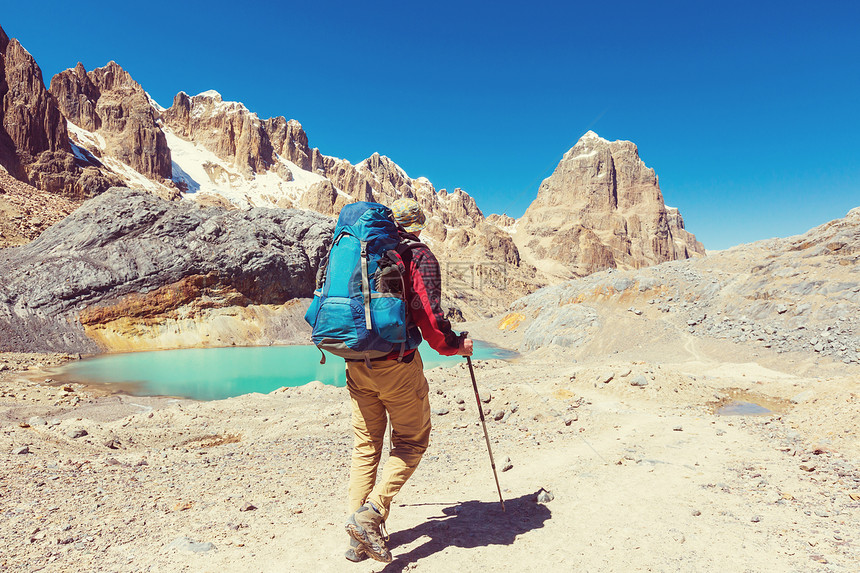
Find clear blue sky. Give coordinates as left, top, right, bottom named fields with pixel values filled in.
left=3, top=0, right=858, bottom=249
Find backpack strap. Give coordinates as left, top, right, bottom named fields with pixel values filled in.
left=397, top=263, right=409, bottom=362
left=396, top=239, right=427, bottom=254
left=359, top=240, right=372, bottom=331
left=394, top=239, right=427, bottom=361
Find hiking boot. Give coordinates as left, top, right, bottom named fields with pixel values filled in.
left=344, top=537, right=368, bottom=562
left=345, top=503, right=392, bottom=563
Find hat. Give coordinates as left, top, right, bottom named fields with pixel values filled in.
left=390, top=198, right=427, bottom=233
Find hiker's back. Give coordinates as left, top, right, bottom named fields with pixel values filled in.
left=305, top=202, right=422, bottom=362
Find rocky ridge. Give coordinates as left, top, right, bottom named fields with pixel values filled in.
left=0, top=31, right=69, bottom=171
left=156, top=89, right=486, bottom=225
left=151, top=89, right=536, bottom=317
left=51, top=66, right=704, bottom=317
left=48, top=79, right=531, bottom=316
left=500, top=207, right=859, bottom=364
left=0, top=187, right=333, bottom=353
left=1, top=23, right=703, bottom=323
left=161, top=90, right=302, bottom=182
left=156, top=91, right=491, bottom=243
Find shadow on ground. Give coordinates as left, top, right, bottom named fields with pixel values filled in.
left=382, top=490, right=552, bottom=571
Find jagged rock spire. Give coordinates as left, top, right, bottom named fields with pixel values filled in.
left=50, top=61, right=172, bottom=180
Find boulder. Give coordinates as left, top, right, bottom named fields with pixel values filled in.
left=0, top=187, right=333, bottom=352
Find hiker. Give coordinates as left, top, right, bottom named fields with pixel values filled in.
left=343, top=198, right=473, bottom=563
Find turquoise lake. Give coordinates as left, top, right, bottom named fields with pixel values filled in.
left=57, top=341, right=517, bottom=401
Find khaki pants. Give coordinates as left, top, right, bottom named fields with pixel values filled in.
left=346, top=350, right=431, bottom=521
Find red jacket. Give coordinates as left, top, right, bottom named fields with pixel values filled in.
left=384, top=233, right=463, bottom=359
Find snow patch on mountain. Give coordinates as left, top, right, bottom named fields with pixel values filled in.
left=195, top=89, right=222, bottom=99
left=189, top=90, right=254, bottom=119
left=67, top=121, right=106, bottom=151
left=164, top=127, right=328, bottom=209
left=102, top=156, right=166, bottom=194
left=67, top=120, right=169, bottom=193
left=146, top=92, right=165, bottom=113
left=581, top=130, right=609, bottom=143
left=570, top=149, right=598, bottom=160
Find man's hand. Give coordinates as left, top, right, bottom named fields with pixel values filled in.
left=457, top=337, right=473, bottom=356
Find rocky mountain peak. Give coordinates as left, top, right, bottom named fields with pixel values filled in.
left=0, top=31, right=73, bottom=191
left=435, top=187, right=484, bottom=225
left=161, top=88, right=274, bottom=177
left=88, top=61, right=138, bottom=92
left=265, top=116, right=312, bottom=171
left=2, top=38, right=70, bottom=158
left=163, top=91, right=191, bottom=133
left=188, top=90, right=251, bottom=115
left=49, top=62, right=101, bottom=132
left=561, top=131, right=615, bottom=160
left=565, top=130, right=637, bottom=160
left=486, top=213, right=516, bottom=229
left=357, top=153, right=411, bottom=188
left=514, top=132, right=704, bottom=279
left=50, top=60, right=173, bottom=183
left=195, top=89, right=223, bottom=101
left=0, top=27, right=126, bottom=199
left=580, top=130, right=607, bottom=142
left=319, top=152, right=484, bottom=227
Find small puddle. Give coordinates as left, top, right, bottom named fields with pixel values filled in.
left=710, top=389, right=788, bottom=416
left=716, top=401, right=772, bottom=416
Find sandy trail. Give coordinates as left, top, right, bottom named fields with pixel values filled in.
left=1, top=339, right=858, bottom=572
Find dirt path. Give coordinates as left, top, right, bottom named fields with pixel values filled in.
left=1, top=347, right=858, bottom=572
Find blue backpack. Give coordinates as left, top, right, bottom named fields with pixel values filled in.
left=304, top=202, right=423, bottom=365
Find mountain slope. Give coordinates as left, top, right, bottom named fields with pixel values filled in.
left=0, top=164, right=81, bottom=248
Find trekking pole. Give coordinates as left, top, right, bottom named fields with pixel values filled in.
left=463, top=336, right=505, bottom=512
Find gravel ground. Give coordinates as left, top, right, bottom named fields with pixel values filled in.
left=1, top=332, right=858, bottom=572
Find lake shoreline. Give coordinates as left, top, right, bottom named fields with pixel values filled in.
left=49, top=339, right=520, bottom=401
